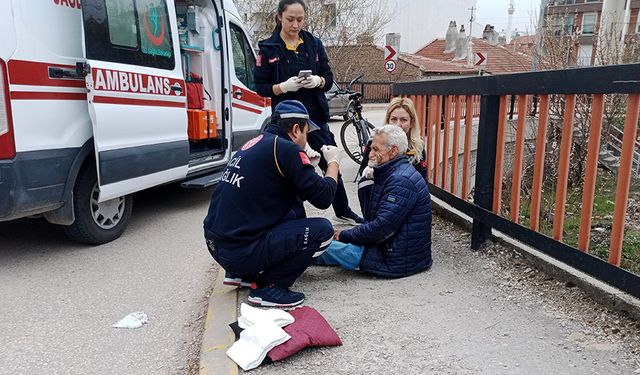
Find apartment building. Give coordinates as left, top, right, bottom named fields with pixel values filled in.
left=542, top=0, right=640, bottom=66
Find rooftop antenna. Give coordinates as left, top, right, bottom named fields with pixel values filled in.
left=467, top=6, right=476, bottom=67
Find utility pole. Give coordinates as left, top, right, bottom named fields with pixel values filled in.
left=467, top=6, right=476, bottom=67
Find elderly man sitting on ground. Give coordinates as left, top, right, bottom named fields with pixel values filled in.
left=315, top=125, right=433, bottom=278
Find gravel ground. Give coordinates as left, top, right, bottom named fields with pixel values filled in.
left=226, top=107, right=640, bottom=374
left=240, top=216, right=640, bottom=374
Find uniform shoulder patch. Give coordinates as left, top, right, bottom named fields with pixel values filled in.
left=241, top=134, right=264, bottom=151
left=299, top=151, right=311, bottom=165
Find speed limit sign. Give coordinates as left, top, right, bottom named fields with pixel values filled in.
left=384, top=60, right=397, bottom=73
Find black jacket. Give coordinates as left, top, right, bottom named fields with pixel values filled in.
left=203, top=125, right=337, bottom=248
left=254, top=29, right=334, bottom=123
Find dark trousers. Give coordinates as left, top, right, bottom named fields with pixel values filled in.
left=209, top=217, right=333, bottom=288
left=307, top=124, right=350, bottom=215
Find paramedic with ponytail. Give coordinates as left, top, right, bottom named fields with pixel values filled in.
left=204, top=100, right=341, bottom=308
left=254, top=0, right=364, bottom=225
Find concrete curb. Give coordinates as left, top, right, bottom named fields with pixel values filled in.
left=431, top=196, right=640, bottom=321
left=199, top=267, right=239, bottom=375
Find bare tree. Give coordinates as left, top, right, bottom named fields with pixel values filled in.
left=235, top=0, right=396, bottom=80
left=500, top=12, right=639, bottom=223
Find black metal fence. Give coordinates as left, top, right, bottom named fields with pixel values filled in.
left=337, top=81, right=392, bottom=103
left=393, top=63, right=640, bottom=299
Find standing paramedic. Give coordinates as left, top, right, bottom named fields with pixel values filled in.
left=254, top=0, right=364, bottom=225
left=203, top=100, right=342, bottom=308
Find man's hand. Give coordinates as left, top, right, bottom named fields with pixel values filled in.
left=279, top=76, right=303, bottom=93
left=361, top=166, right=374, bottom=179
left=300, top=75, right=322, bottom=89
left=333, top=229, right=341, bottom=240
left=321, top=145, right=340, bottom=167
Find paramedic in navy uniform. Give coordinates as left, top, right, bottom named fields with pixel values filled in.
left=203, top=100, right=341, bottom=308
left=254, top=0, right=364, bottom=225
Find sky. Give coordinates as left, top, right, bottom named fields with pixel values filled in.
left=475, top=0, right=542, bottom=36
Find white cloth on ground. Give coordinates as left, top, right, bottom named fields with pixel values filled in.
left=237, top=303, right=295, bottom=329
left=227, top=319, right=290, bottom=371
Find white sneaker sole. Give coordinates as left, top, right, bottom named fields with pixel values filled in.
left=247, top=296, right=304, bottom=308
left=223, top=278, right=253, bottom=288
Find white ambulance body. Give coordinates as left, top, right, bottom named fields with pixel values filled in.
left=0, top=0, right=270, bottom=244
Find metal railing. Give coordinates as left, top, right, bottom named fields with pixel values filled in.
left=337, top=81, right=392, bottom=103
left=393, top=63, right=640, bottom=298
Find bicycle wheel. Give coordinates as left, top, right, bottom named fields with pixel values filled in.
left=340, top=119, right=373, bottom=164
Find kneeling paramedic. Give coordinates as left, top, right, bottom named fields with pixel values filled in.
left=203, top=100, right=341, bottom=308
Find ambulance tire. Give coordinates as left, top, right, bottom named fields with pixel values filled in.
left=64, top=165, right=133, bottom=245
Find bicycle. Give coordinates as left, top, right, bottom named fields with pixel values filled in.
left=338, top=74, right=375, bottom=164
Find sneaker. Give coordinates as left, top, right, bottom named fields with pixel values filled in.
left=223, top=272, right=254, bottom=288
left=335, top=209, right=365, bottom=225
left=247, top=284, right=305, bottom=308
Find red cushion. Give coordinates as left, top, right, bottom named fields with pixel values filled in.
left=267, top=306, right=342, bottom=362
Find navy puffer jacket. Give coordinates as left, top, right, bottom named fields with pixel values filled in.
left=340, top=156, right=432, bottom=278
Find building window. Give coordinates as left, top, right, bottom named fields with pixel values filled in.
left=323, top=3, right=337, bottom=28
left=585, top=0, right=600, bottom=3
left=577, top=44, right=593, bottom=66
left=637, top=21, right=640, bottom=34
left=581, top=13, right=597, bottom=35
left=563, top=14, right=575, bottom=35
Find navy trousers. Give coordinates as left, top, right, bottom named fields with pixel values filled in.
left=209, top=217, right=333, bottom=288
left=307, top=124, right=350, bottom=215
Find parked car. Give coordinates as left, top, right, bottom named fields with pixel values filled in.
left=326, top=81, right=355, bottom=120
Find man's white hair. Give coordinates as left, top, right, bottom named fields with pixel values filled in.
left=374, top=124, right=408, bottom=155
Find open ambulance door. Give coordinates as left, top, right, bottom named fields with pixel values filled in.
left=224, top=5, right=270, bottom=150
left=81, top=0, right=188, bottom=202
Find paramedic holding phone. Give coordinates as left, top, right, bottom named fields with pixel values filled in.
left=254, top=0, right=364, bottom=225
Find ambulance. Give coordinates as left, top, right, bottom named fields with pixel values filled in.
left=0, top=0, right=270, bottom=244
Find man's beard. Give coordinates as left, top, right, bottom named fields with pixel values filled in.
left=368, top=160, right=378, bottom=168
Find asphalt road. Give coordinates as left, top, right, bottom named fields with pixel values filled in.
left=0, top=106, right=388, bottom=375
left=0, top=183, right=216, bottom=375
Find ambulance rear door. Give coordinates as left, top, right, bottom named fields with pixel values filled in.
left=81, top=0, right=188, bottom=201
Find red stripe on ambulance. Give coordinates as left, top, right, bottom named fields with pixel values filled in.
left=232, top=102, right=262, bottom=114
left=8, top=60, right=86, bottom=88
left=11, top=92, right=87, bottom=101
left=93, top=95, right=185, bottom=108
left=232, top=85, right=270, bottom=108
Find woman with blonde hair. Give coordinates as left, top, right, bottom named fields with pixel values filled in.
left=357, top=97, right=428, bottom=217
left=384, top=97, right=427, bottom=177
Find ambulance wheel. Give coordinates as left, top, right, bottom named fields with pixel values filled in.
left=64, top=165, right=133, bottom=245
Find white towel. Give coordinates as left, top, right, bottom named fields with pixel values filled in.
left=227, top=319, right=290, bottom=371
left=237, top=303, right=295, bottom=329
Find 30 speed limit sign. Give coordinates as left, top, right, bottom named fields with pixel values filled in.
left=385, top=60, right=397, bottom=73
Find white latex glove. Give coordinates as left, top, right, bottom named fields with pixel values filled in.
left=321, top=145, right=341, bottom=167
left=279, top=76, right=303, bottom=93
left=304, top=143, right=321, bottom=167
left=361, top=166, right=374, bottom=179
left=300, top=75, right=322, bottom=89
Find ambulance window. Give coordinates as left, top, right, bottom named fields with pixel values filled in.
left=83, top=0, right=175, bottom=70
left=229, top=23, right=256, bottom=91
left=106, top=1, right=139, bottom=48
